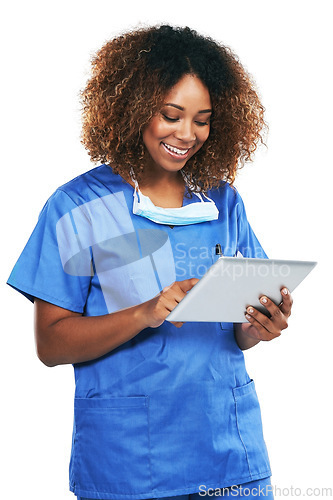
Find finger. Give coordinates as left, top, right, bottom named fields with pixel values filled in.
left=161, top=279, right=200, bottom=317
left=258, top=295, right=288, bottom=330
left=245, top=312, right=281, bottom=341
left=279, top=287, right=293, bottom=317
left=245, top=305, right=281, bottom=335
left=162, top=285, right=188, bottom=305
left=177, top=278, right=200, bottom=293
left=162, top=278, right=199, bottom=299
left=162, top=279, right=199, bottom=305
left=170, top=321, right=185, bottom=328
left=159, top=293, right=183, bottom=312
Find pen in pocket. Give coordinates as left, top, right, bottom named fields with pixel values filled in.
left=215, top=243, right=222, bottom=256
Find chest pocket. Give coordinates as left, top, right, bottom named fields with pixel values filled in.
left=126, top=228, right=176, bottom=303
left=92, top=229, right=176, bottom=313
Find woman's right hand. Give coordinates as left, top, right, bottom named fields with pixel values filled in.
left=34, top=278, right=199, bottom=366
left=139, top=278, right=199, bottom=329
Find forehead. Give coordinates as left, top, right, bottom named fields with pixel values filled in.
left=164, top=74, right=211, bottom=108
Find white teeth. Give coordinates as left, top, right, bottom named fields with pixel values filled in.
left=163, top=143, right=189, bottom=155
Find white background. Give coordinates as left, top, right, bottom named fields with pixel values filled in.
left=1, top=1, right=332, bottom=499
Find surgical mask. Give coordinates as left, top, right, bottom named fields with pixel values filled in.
left=132, top=179, right=219, bottom=226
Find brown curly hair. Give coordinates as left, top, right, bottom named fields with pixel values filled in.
left=80, top=25, right=266, bottom=191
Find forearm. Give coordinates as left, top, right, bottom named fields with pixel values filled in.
left=234, top=322, right=261, bottom=350
left=35, top=301, right=151, bottom=367
left=34, top=278, right=198, bottom=367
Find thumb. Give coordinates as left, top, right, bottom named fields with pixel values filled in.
left=178, top=277, right=200, bottom=293
left=161, top=282, right=174, bottom=294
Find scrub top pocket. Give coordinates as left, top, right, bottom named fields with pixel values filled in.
left=71, top=396, right=152, bottom=497
left=232, top=380, right=270, bottom=478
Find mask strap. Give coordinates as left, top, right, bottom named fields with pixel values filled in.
left=201, top=192, right=215, bottom=203
left=181, top=170, right=198, bottom=192
left=181, top=171, right=215, bottom=204
left=192, top=191, right=216, bottom=204
left=130, top=168, right=140, bottom=197
left=130, top=168, right=137, bottom=185
left=194, top=192, right=204, bottom=202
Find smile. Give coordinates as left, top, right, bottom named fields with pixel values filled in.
left=162, top=142, right=191, bottom=158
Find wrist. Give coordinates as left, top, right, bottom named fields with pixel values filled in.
left=133, top=301, right=152, bottom=331
left=234, top=322, right=261, bottom=350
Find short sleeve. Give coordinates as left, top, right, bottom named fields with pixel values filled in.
left=7, top=189, right=92, bottom=313
left=236, top=194, right=268, bottom=259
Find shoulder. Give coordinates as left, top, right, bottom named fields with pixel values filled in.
left=56, top=164, right=119, bottom=203
left=208, top=181, right=244, bottom=212
left=41, top=165, right=123, bottom=212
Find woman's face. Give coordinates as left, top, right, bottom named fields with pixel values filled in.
left=142, top=74, right=212, bottom=175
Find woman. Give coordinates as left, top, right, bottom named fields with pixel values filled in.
left=7, top=25, right=292, bottom=499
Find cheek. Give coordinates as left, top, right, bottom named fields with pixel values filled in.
left=143, top=117, right=171, bottom=144
left=198, top=127, right=210, bottom=146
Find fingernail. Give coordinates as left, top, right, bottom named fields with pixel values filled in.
left=282, top=288, right=288, bottom=295
left=245, top=313, right=252, bottom=320
left=260, top=296, right=267, bottom=304
left=247, top=307, right=254, bottom=314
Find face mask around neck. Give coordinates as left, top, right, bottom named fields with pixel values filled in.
left=132, top=179, right=219, bottom=226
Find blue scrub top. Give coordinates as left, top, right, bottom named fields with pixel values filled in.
left=7, top=165, right=271, bottom=500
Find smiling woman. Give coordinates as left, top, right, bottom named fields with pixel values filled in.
left=142, top=75, right=212, bottom=175
left=80, top=25, right=266, bottom=191
left=7, top=24, right=288, bottom=500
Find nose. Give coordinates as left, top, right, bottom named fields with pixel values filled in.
left=174, top=119, right=196, bottom=143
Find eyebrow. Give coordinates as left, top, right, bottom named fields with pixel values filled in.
left=165, top=103, right=212, bottom=114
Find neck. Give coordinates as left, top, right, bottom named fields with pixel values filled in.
left=133, top=164, right=186, bottom=209
left=141, top=168, right=184, bottom=190
left=123, top=163, right=184, bottom=190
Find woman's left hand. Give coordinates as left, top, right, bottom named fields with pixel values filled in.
left=234, top=287, right=293, bottom=349
left=244, top=287, right=293, bottom=341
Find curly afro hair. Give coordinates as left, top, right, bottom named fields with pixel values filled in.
left=80, top=25, right=266, bottom=191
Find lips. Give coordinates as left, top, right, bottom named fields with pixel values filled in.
left=162, top=142, right=192, bottom=159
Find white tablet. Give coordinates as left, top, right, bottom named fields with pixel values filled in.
left=166, top=257, right=317, bottom=323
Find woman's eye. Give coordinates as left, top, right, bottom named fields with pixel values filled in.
left=162, top=114, right=179, bottom=122
left=161, top=114, right=210, bottom=126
